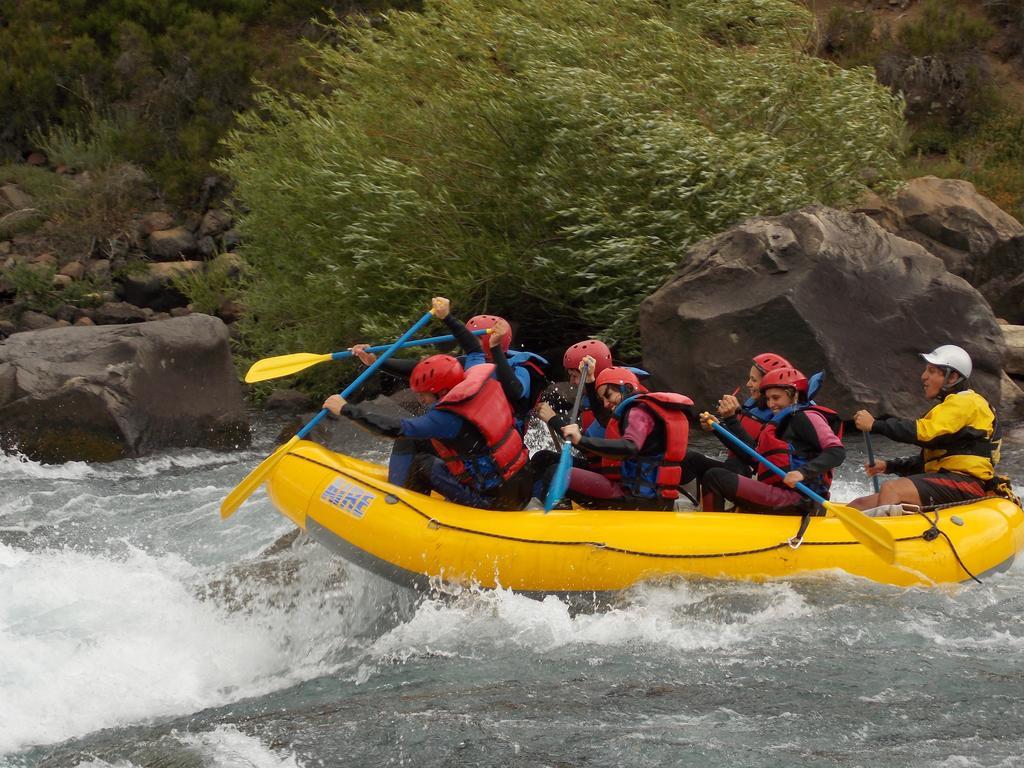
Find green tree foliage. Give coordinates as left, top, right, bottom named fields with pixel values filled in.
left=0, top=2, right=109, bottom=148
left=0, top=0, right=411, bottom=201
left=222, top=0, right=904, bottom=357
left=818, top=7, right=877, bottom=65
left=983, top=0, right=1024, bottom=55
left=220, top=0, right=901, bottom=358
left=898, top=0, right=994, bottom=56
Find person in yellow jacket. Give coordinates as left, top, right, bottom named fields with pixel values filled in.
left=849, top=344, right=1001, bottom=509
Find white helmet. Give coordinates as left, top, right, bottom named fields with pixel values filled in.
left=920, top=344, right=972, bottom=380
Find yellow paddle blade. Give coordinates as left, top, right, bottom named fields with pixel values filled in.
left=220, top=435, right=300, bottom=519
left=244, top=352, right=334, bottom=383
left=824, top=500, right=896, bottom=564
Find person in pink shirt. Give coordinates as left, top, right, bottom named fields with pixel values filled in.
left=699, top=367, right=846, bottom=515
left=557, top=367, right=693, bottom=510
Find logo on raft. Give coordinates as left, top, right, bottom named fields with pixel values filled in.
left=321, top=477, right=375, bottom=518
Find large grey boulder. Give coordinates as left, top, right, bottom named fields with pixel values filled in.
left=858, top=177, right=1024, bottom=322
left=0, top=314, right=249, bottom=462
left=640, top=205, right=1006, bottom=420
left=146, top=226, right=198, bottom=261
left=1002, top=324, right=1024, bottom=378
left=118, top=261, right=202, bottom=311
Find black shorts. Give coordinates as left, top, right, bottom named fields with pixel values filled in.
left=908, top=472, right=986, bottom=506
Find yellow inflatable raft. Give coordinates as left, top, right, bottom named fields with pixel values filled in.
left=265, top=440, right=1024, bottom=591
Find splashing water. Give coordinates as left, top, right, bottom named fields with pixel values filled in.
left=1, top=428, right=1023, bottom=767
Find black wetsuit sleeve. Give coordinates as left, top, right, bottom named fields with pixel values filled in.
left=548, top=412, right=571, bottom=433
left=376, top=357, right=417, bottom=379
left=712, top=415, right=757, bottom=469
left=787, top=412, right=845, bottom=480
left=576, top=435, right=640, bottom=458
left=886, top=454, right=925, bottom=476
left=492, top=348, right=526, bottom=404
left=340, top=403, right=404, bottom=438
left=870, top=416, right=918, bottom=445
left=443, top=315, right=483, bottom=355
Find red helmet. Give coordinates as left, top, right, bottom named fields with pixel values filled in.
left=595, top=366, right=640, bottom=393
left=563, top=339, right=613, bottom=375
left=759, top=367, right=808, bottom=394
left=410, top=355, right=464, bottom=394
left=466, top=314, right=511, bottom=357
left=753, top=353, right=792, bottom=373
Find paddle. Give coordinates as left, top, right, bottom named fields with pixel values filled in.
left=220, top=309, right=437, bottom=519
left=244, top=330, right=488, bottom=383
left=863, top=431, right=881, bottom=493
left=544, top=363, right=590, bottom=512
left=706, top=419, right=896, bottom=563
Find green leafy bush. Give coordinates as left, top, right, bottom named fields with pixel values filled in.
left=222, top=0, right=904, bottom=357
left=898, top=0, right=995, bottom=56
left=171, top=258, right=246, bottom=316
left=0, top=2, right=110, bottom=154
left=0, top=0, right=407, bottom=199
left=818, top=7, right=876, bottom=63
left=31, top=113, right=122, bottom=171
left=2, top=264, right=104, bottom=315
left=983, top=0, right=1024, bottom=55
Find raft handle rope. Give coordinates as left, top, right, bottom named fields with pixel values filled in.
left=913, top=508, right=982, bottom=585
left=788, top=512, right=811, bottom=550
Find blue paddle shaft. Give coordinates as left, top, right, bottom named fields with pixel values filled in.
left=328, top=329, right=487, bottom=361
left=544, top=363, right=591, bottom=512
left=710, top=420, right=827, bottom=506
left=296, top=310, right=436, bottom=440
left=544, top=445, right=573, bottom=510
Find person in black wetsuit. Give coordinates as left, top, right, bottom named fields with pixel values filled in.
left=699, top=367, right=846, bottom=515
left=324, top=354, right=534, bottom=510
left=347, top=297, right=546, bottom=487
left=680, top=352, right=794, bottom=492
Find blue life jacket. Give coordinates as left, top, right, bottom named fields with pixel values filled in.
left=741, top=396, right=775, bottom=424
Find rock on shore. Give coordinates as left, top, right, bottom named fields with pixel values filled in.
left=0, top=313, right=249, bottom=462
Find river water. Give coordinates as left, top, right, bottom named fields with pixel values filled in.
left=2, top=418, right=1024, bottom=768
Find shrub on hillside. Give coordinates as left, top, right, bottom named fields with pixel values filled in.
left=221, top=0, right=904, bottom=358
left=0, top=15, right=110, bottom=152
left=818, top=6, right=876, bottom=63
left=983, top=0, right=1024, bottom=56
left=0, top=0, right=409, bottom=201
left=875, top=0, right=996, bottom=128
left=107, top=12, right=256, bottom=201
left=41, top=163, right=155, bottom=260
left=897, top=0, right=995, bottom=56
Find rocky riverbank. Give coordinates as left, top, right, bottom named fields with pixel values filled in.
left=0, top=159, right=245, bottom=339
left=5, top=161, right=1024, bottom=462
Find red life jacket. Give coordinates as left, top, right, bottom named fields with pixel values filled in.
left=754, top=405, right=843, bottom=492
left=432, top=364, right=528, bottom=489
left=598, top=392, right=693, bottom=500
left=580, top=408, right=597, bottom=433
left=597, top=417, right=624, bottom=482
left=738, top=411, right=769, bottom=442
left=729, top=410, right=770, bottom=463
